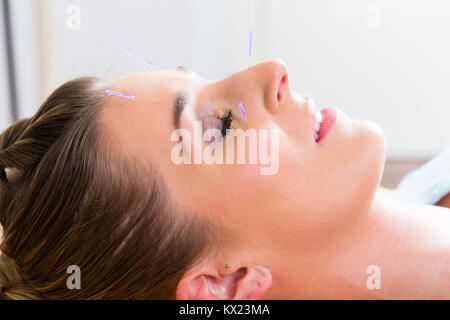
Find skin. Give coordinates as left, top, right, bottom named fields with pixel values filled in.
left=100, top=59, right=450, bottom=299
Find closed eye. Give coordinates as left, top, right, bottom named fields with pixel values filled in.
left=221, top=110, right=233, bottom=137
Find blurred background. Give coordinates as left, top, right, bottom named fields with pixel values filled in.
left=1, top=0, right=449, bottom=187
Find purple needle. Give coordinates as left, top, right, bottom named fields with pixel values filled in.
left=105, top=89, right=136, bottom=99
left=238, top=101, right=247, bottom=120
left=115, top=42, right=155, bottom=68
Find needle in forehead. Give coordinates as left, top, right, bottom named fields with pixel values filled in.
left=105, top=89, right=136, bottom=99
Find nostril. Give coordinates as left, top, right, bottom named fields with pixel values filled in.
left=277, top=75, right=287, bottom=102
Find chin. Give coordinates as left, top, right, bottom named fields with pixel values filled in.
left=356, top=118, right=387, bottom=188
left=337, top=117, right=387, bottom=211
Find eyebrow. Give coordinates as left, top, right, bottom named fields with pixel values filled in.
left=173, top=93, right=187, bottom=130
left=173, top=66, right=198, bottom=129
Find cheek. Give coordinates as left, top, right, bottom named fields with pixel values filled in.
left=185, top=164, right=277, bottom=241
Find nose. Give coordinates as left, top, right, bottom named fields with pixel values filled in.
left=207, top=59, right=290, bottom=120
left=259, top=59, right=289, bottom=115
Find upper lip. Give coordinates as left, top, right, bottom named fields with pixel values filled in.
left=304, top=96, right=317, bottom=134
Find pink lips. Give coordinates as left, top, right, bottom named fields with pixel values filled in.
left=316, top=108, right=337, bottom=144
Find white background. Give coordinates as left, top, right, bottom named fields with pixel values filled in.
left=0, top=2, right=13, bottom=130
left=2, top=0, right=449, bottom=159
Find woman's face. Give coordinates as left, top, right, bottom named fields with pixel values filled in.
left=102, top=59, right=387, bottom=252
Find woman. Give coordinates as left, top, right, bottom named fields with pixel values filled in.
left=0, top=59, right=449, bottom=299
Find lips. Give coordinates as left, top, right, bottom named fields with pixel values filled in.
left=315, top=108, right=337, bottom=144
left=303, top=95, right=337, bottom=145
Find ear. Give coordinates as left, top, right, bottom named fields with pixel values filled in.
left=176, top=258, right=272, bottom=300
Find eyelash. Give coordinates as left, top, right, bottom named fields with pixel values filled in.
left=220, top=110, right=233, bottom=136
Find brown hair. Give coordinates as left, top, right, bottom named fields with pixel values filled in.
left=0, top=77, right=217, bottom=299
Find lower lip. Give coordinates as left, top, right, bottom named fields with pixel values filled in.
left=316, top=108, right=337, bottom=144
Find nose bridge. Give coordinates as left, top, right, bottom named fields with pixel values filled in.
left=206, top=59, right=289, bottom=118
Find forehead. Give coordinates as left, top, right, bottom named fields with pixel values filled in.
left=99, top=70, right=194, bottom=167
left=114, top=70, right=191, bottom=97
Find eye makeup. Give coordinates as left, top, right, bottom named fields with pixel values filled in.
left=197, top=103, right=235, bottom=144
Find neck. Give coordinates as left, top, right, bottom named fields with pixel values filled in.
left=271, top=191, right=450, bottom=299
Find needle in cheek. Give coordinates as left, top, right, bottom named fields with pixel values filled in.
left=238, top=101, right=247, bottom=120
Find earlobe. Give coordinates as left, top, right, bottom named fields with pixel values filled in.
left=176, top=260, right=272, bottom=300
